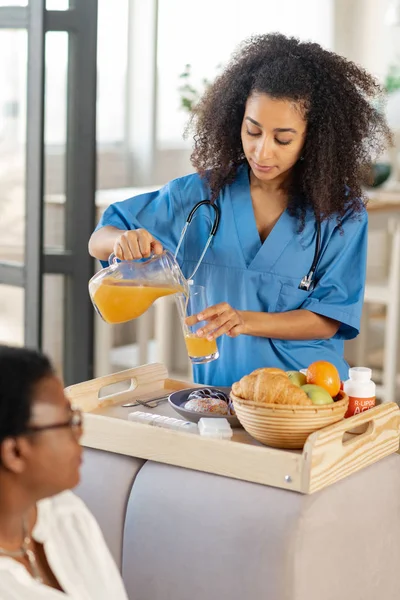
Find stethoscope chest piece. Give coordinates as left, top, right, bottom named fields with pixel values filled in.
left=298, top=274, right=316, bottom=292
left=298, top=221, right=321, bottom=291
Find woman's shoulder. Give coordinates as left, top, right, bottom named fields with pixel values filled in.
left=315, top=203, right=368, bottom=235
left=36, top=490, right=94, bottom=530
left=168, top=170, right=210, bottom=201
left=168, top=165, right=245, bottom=203
left=34, top=491, right=106, bottom=550
left=43, top=489, right=89, bottom=512
left=335, top=203, right=368, bottom=230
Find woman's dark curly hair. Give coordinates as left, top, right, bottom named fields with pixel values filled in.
left=188, top=33, right=392, bottom=223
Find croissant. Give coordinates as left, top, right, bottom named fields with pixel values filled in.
left=251, top=367, right=288, bottom=378
left=231, top=367, right=286, bottom=398
left=232, top=367, right=311, bottom=406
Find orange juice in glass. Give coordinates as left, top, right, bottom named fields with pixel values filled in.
left=176, top=285, right=219, bottom=364
left=184, top=333, right=218, bottom=359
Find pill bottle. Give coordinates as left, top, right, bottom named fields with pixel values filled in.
left=343, top=367, right=376, bottom=418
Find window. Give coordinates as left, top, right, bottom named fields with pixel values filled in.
left=0, top=29, right=27, bottom=265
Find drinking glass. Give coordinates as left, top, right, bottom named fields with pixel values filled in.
left=175, top=285, right=219, bottom=364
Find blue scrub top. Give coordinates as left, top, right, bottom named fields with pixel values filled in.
left=95, top=164, right=367, bottom=386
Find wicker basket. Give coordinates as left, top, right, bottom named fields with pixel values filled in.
left=230, top=390, right=349, bottom=449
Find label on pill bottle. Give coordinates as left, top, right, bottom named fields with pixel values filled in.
left=345, top=396, right=376, bottom=418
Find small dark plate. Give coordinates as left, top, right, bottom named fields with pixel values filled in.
left=168, top=387, right=241, bottom=428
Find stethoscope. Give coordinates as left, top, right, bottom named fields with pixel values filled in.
left=174, top=200, right=220, bottom=282
left=298, top=220, right=321, bottom=291
left=174, top=199, right=321, bottom=291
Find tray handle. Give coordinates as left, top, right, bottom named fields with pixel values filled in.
left=65, top=363, right=169, bottom=412
left=302, top=402, right=400, bottom=494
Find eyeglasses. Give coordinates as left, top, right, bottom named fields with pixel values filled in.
left=25, top=407, right=83, bottom=434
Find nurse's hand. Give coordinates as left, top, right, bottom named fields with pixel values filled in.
left=114, top=229, right=164, bottom=260
left=187, top=303, right=245, bottom=340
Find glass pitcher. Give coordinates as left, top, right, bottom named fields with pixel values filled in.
left=89, top=250, right=189, bottom=324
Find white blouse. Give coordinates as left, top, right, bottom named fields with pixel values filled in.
left=0, top=491, right=129, bottom=600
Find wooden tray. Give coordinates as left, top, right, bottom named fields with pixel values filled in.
left=65, top=363, right=400, bottom=494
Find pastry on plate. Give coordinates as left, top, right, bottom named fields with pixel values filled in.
left=185, top=397, right=229, bottom=415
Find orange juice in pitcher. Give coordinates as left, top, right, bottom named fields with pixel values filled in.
left=92, top=279, right=182, bottom=324
left=89, top=250, right=188, bottom=324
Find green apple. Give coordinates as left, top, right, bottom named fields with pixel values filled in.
left=286, top=370, right=307, bottom=387
left=301, top=384, right=334, bottom=405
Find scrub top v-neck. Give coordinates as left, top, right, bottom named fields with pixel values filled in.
left=96, top=163, right=368, bottom=385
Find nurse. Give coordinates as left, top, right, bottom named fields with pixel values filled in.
left=89, top=33, right=391, bottom=387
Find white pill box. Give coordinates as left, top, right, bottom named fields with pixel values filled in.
left=128, top=411, right=198, bottom=434
left=198, top=417, right=233, bottom=440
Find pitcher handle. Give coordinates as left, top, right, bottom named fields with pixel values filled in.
left=108, top=253, right=119, bottom=265
left=108, top=252, right=160, bottom=265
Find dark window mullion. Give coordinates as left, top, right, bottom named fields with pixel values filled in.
left=63, top=0, right=98, bottom=384
left=25, top=0, right=46, bottom=349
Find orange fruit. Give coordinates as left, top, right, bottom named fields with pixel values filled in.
left=306, top=361, right=341, bottom=397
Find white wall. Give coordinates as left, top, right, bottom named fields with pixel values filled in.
left=334, top=0, right=397, bottom=81
left=156, top=0, right=334, bottom=149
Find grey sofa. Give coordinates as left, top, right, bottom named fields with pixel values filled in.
left=76, top=448, right=400, bottom=600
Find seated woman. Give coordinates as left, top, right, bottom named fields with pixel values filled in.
left=0, top=345, right=128, bottom=599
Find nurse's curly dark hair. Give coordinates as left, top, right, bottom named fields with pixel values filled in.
left=188, top=33, right=392, bottom=223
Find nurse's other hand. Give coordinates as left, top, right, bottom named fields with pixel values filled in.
left=189, top=303, right=245, bottom=340
left=113, top=229, right=163, bottom=260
